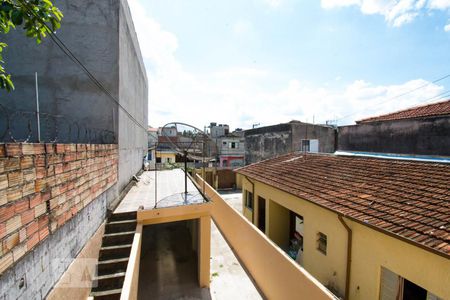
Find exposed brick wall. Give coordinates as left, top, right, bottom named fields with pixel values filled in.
left=0, top=143, right=118, bottom=274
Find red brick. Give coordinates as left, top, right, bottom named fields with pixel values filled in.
left=0, top=252, right=13, bottom=274
left=41, top=191, right=51, bottom=202
left=21, top=144, right=35, bottom=155
left=0, top=174, right=7, bottom=190
left=5, top=216, right=21, bottom=235
left=14, top=199, right=29, bottom=213
left=0, top=223, right=6, bottom=239
left=56, top=144, right=65, bottom=154
left=45, top=143, right=55, bottom=154
left=19, top=228, right=26, bottom=242
left=35, top=155, right=46, bottom=167
left=3, top=231, right=19, bottom=252
left=33, top=144, right=46, bottom=155
left=23, top=168, right=36, bottom=182
left=7, top=171, right=23, bottom=187
left=4, top=158, right=20, bottom=171
left=46, top=165, right=55, bottom=177
left=36, top=167, right=46, bottom=179
left=21, top=209, right=35, bottom=226
left=30, top=193, right=42, bottom=208
left=22, top=181, right=35, bottom=197
left=6, top=186, right=22, bottom=202
left=26, top=221, right=38, bottom=236
left=0, top=205, right=14, bottom=223
left=38, top=226, right=49, bottom=241
left=38, top=215, right=48, bottom=229
left=12, top=243, right=26, bottom=261
left=0, top=144, right=5, bottom=157
left=34, top=203, right=47, bottom=218
left=5, top=143, right=22, bottom=157
left=27, top=232, right=39, bottom=250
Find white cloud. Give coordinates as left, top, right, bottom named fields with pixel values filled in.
left=129, top=0, right=445, bottom=129
left=322, top=0, right=450, bottom=27
left=264, top=0, right=283, bottom=8
left=445, top=22, right=450, bottom=31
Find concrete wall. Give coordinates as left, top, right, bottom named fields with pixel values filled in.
left=1, top=0, right=120, bottom=143
left=338, top=116, right=450, bottom=156
left=1, top=0, right=148, bottom=192
left=244, top=123, right=336, bottom=165
left=117, top=0, right=148, bottom=191
left=241, top=177, right=450, bottom=300
left=0, top=188, right=113, bottom=299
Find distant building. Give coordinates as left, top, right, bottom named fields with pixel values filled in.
left=237, top=152, right=449, bottom=299
left=244, top=121, right=336, bottom=165
left=209, top=122, right=230, bottom=138
left=338, top=99, right=450, bottom=156
left=218, top=133, right=245, bottom=168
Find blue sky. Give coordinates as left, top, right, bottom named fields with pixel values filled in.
left=129, top=0, right=450, bottom=129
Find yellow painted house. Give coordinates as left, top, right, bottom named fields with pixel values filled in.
left=237, top=152, right=450, bottom=300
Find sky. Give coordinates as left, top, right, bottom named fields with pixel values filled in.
left=127, top=0, right=450, bottom=130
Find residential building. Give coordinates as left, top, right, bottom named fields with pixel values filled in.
left=338, top=99, right=450, bottom=156
left=244, top=121, right=337, bottom=165
left=218, top=134, right=245, bottom=168
left=237, top=152, right=449, bottom=300
left=209, top=122, right=229, bottom=138
left=0, top=0, right=148, bottom=298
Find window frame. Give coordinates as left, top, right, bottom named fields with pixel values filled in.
left=317, top=232, right=327, bottom=255
left=245, top=190, right=254, bottom=210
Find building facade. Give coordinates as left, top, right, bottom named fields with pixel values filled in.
left=244, top=121, right=336, bottom=165
left=237, top=153, right=449, bottom=300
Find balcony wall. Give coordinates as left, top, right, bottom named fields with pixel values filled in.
left=194, top=174, right=336, bottom=300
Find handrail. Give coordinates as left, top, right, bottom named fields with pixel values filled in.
left=120, top=224, right=143, bottom=300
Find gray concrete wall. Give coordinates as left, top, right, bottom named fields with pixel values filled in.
left=244, top=123, right=337, bottom=165
left=244, top=123, right=292, bottom=165
left=337, top=116, right=450, bottom=156
left=0, top=187, right=115, bottom=300
left=117, top=0, right=148, bottom=191
left=0, top=0, right=120, bottom=143
left=291, top=123, right=336, bottom=153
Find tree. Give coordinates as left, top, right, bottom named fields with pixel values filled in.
left=0, top=0, right=62, bottom=91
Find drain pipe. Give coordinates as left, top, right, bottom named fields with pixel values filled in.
left=338, top=215, right=352, bottom=300
left=244, top=175, right=255, bottom=224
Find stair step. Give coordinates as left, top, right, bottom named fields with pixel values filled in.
left=102, top=231, right=135, bottom=247
left=108, top=211, right=137, bottom=222
left=97, top=257, right=129, bottom=276
left=99, top=244, right=132, bottom=261
left=90, top=288, right=122, bottom=300
left=105, top=220, right=136, bottom=234
left=92, top=272, right=126, bottom=292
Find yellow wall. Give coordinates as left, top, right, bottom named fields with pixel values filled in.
left=156, top=151, right=176, bottom=163
left=241, top=176, right=450, bottom=299
left=349, top=221, right=450, bottom=299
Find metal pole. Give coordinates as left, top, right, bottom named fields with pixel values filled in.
left=184, top=150, right=188, bottom=203
left=35, top=72, right=41, bottom=143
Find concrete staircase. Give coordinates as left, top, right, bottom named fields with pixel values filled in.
left=90, top=211, right=137, bottom=300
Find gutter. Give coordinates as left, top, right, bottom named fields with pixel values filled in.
left=338, top=215, right=352, bottom=300
left=244, top=175, right=255, bottom=224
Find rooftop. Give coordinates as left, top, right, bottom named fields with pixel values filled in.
left=236, top=152, right=450, bottom=257
left=356, top=99, right=450, bottom=124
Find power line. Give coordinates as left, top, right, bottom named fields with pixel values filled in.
left=18, top=0, right=148, bottom=133
left=337, top=73, right=450, bottom=122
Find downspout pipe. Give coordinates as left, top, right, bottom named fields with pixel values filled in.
left=338, top=215, right=352, bottom=300
left=244, top=175, right=255, bottom=224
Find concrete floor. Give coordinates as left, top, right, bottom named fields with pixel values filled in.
left=138, top=221, right=211, bottom=300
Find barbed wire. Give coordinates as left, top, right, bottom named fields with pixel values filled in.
left=0, top=103, right=116, bottom=144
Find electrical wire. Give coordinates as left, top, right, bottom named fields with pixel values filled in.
left=18, top=0, right=148, bottom=132
left=337, top=74, right=450, bottom=122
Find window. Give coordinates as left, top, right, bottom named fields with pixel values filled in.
left=229, top=142, right=237, bottom=149
left=317, top=232, right=327, bottom=255
left=245, top=191, right=254, bottom=210
left=301, top=140, right=310, bottom=152
left=301, top=139, right=319, bottom=152
left=223, top=141, right=227, bottom=145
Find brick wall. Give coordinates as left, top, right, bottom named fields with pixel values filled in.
left=0, top=143, right=118, bottom=275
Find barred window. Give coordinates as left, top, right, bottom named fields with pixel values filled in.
left=317, top=232, right=327, bottom=255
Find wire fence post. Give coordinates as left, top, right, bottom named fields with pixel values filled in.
left=35, top=72, right=41, bottom=143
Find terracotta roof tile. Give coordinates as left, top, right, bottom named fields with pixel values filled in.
left=237, top=153, right=450, bottom=257
left=356, top=99, right=450, bottom=123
